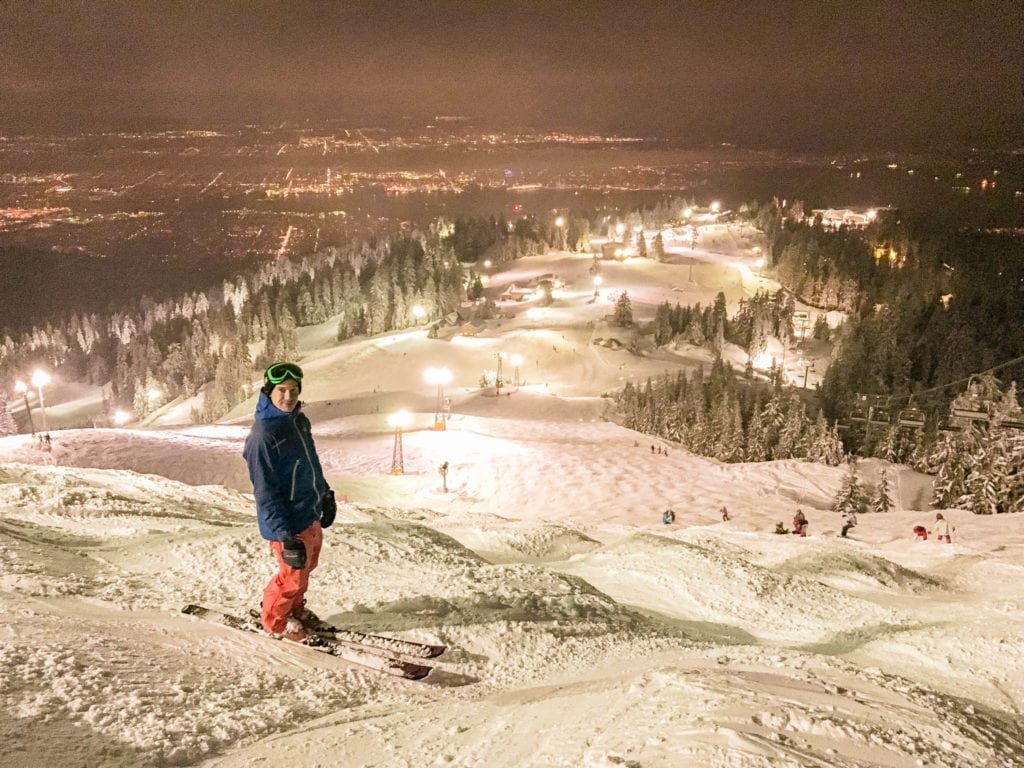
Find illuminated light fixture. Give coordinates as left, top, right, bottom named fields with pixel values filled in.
left=113, top=409, right=132, bottom=426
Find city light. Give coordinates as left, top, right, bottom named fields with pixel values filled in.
left=710, top=201, right=721, bottom=213
left=113, top=409, right=132, bottom=426
left=554, top=216, right=565, bottom=228
left=683, top=208, right=693, bottom=218
left=411, top=304, right=426, bottom=320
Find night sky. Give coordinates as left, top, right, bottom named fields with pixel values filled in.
left=2, top=0, right=1021, bottom=149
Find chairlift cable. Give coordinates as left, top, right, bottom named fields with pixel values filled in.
left=879, top=353, right=1024, bottom=409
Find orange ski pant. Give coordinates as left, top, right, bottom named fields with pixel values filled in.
left=261, top=521, right=322, bottom=633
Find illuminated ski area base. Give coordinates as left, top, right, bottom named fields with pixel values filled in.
left=1, top=232, right=1022, bottom=767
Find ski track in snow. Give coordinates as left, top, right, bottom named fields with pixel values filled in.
left=2, top=440, right=1022, bottom=768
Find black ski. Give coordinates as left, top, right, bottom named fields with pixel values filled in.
left=182, top=604, right=432, bottom=680
left=252, top=610, right=445, bottom=659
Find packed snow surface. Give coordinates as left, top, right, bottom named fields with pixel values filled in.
left=2, top=239, right=1023, bottom=767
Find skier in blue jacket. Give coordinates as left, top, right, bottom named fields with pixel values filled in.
left=243, top=361, right=336, bottom=641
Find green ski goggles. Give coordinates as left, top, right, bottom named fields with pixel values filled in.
left=265, top=361, right=304, bottom=385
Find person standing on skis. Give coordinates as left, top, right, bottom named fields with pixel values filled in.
left=931, top=512, right=953, bottom=543
left=243, top=361, right=337, bottom=642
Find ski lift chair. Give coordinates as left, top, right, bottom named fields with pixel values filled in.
left=898, top=407, right=925, bottom=429
left=951, top=406, right=991, bottom=423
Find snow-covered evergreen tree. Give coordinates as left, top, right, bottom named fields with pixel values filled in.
left=0, top=398, right=17, bottom=436
left=831, top=461, right=867, bottom=516
left=613, top=292, right=634, bottom=326
left=775, top=395, right=809, bottom=459
left=872, top=467, right=894, bottom=513
left=652, top=232, right=667, bottom=262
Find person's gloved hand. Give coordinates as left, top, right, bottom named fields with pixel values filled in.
left=281, top=537, right=307, bottom=569
left=321, top=490, right=337, bottom=529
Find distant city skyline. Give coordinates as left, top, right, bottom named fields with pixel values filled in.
left=1, top=0, right=1022, bottom=149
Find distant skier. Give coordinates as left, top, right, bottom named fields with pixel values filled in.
left=720, top=505, right=730, bottom=521
left=662, top=509, right=675, bottom=525
left=243, top=362, right=337, bottom=643
left=840, top=509, right=857, bottom=538
left=931, top=512, right=953, bottom=543
left=913, top=525, right=928, bottom=540
left=792, top=509, right=808, bottom=537
left=773, top=522, right=789, bottom=535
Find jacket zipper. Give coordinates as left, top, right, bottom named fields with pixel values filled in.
left=290, top=460, right=299, bottom=501
left=294, top=419, right=321, bottom=504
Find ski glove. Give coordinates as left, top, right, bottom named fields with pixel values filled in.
left=321, top=489, right=337, bottom=529
left=281, top=537, right=307, bottom=569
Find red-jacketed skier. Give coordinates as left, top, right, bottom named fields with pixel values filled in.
left=792, top=509, right=808, bottom=537
left=243, top=362, right=337, bottom=641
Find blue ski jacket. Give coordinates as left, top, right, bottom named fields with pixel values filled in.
left=243, top=392, right=330, bottom=541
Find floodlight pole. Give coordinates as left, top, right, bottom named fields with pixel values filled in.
left=15, top=382, right=35, bottom=438
left=391, top=425, right=405, bottom=475
left=38, top=386, right=49, bottom=436
left=434, top=383, right=446, bottom=430
left=802, top=362, right=815, bottom=389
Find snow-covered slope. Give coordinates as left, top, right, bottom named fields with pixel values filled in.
left=2, top=240, right=1023, bottom=767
